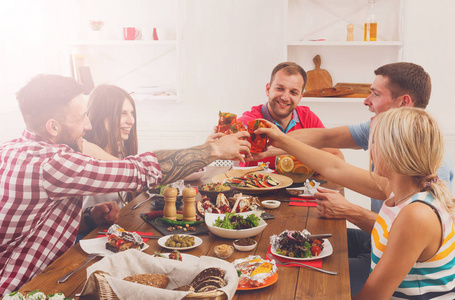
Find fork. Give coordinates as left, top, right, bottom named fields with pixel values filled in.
left=57, top=253, right=102, bottom=283
left=130, top=194, right=158, bottom=210
left=266, top=253, right=337, bottom=275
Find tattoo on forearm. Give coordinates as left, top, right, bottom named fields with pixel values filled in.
left=155, top=144, right=212, bottom=184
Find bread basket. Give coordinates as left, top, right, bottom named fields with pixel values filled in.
left=86, top=271, right=227, bottom=300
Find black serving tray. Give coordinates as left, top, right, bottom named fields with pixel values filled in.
left=141, top=213, right=209, bottom=236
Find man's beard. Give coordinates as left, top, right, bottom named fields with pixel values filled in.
left=57, top=125, right=83, bottom=152
left=270, top=99, right=294, bottom=118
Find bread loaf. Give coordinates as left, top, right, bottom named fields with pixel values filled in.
left=189, top=267, right=226, bottom=293
left=123, top=274, right=169, bottom=289
left=190, top=267, right=225, bottom=287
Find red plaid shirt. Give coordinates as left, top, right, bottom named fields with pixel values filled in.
left=0, top=130, right=161, bottom=294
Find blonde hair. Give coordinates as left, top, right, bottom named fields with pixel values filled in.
left=369, top=107, right=455, bottom=218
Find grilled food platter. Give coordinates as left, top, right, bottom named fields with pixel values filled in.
left=212, top=172, right=293, bottom=194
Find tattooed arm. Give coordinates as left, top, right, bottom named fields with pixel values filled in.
left=155, top=131, right=251, bottom=184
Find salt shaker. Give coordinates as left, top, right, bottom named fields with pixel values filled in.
left=163, top=187, right=178, bottom=221
left=182, top=187, right=197, bottom=222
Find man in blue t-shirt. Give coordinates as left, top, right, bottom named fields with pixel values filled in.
left=252, top=62, right=454, bottom=295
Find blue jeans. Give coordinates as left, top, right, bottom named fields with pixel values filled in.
left=348, top=228, right=371, bottom=295
left=371, top=198, right=383, bottom=213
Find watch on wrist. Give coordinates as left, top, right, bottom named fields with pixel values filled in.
left=83, top=206, right=97, bottom=230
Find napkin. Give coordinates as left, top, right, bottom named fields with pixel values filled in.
left=289, top=198, right=317, bottom=207
left=266, top=246, right=322, bottom=268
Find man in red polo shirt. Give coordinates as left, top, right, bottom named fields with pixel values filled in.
left=238, top=62, right=342, bottom=167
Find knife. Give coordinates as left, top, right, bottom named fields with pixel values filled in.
left=307, top=233, right=332, bottom=239
left=280, top=199, right=317, bottom=202
left=97, top=232, right=161, bottom=239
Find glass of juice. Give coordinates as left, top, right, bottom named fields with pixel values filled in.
left=231, top=121, right=247, bottom=134
left=217, top=112, right=237, bottom=134
left=247, top=119, right=269, bottom=153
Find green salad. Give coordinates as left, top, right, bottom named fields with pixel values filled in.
left=214, top=213, right=260, bottom=230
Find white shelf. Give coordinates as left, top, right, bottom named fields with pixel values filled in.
left=288, top=41, right=403, bottom=46
left=70, top=40, right=177, bottom=46
left=134, top=94, right=178, bottom=101
left=300, top=97, right=365, bottom=103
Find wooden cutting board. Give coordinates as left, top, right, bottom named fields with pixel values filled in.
left=305, top=55, right=332, bottom=91
left=303, top=87, right=354, bottom=97
left=335, top=82, right=371, bottom=94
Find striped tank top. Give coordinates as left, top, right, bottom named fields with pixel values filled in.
left=371, top=191, right=455, bottom=299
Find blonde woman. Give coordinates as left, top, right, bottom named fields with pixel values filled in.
left=257, top=108, right=455, bottom=299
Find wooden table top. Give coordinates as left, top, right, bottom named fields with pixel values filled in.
left=18, top=166, right=350, bottom=299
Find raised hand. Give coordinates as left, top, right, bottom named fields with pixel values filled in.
left=313, top=187, right=352, bottom=220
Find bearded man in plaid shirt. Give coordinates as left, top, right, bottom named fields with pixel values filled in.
left=0, top=74, right=251, bottom=295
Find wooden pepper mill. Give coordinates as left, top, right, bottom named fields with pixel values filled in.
left=347, top=23, right=354, bottom=41
left=163, top=187, right=178, bottom=221
left=182, top=187, right=197, bottom=222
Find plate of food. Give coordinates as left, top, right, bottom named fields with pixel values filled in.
left=233, top=255, right=278, bottom=290
left=212, top=172, right=293, bottom=193
left=196, top=192, right=260, bottom=217
left=270, top=230, right=333, bottom=261
left=237, top=273, right=278, bottom=290
left=198, top=182, right=236, bottom=201
left=285, top=187, right=313, bottom=198
left=80, top=225, right=150, bottom=256
left=158, top=234, right=203, bottom=250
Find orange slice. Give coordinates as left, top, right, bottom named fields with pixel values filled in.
left=292, top=164, right=312, bottom=174
left=279, top=156, right=294, bottom=173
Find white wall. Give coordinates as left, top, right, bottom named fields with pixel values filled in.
left=0, top=1, right=454, bottom=205
left=137, top=0, right=286, bottom=152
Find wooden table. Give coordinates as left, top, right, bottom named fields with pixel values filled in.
left=18, top=166, right=350, bottom=299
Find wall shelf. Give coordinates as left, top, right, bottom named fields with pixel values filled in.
left=288, top=41, right=403, bottom=46
left=300, top=97, right=365, bottom=103
left=70, top=40, right=177, bottom=46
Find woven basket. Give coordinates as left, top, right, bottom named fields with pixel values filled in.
left=92, top=271, right=227, bottom=300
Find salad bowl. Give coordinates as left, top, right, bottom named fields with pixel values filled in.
left=205, top=212, right=267, bottom=239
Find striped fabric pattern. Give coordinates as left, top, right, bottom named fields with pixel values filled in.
left=371, top=192, right=455, bottom=299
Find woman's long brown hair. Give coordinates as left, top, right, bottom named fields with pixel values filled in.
left=85, top=84, right=138, bottom=158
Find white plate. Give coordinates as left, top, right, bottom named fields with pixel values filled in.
left=158, top=234, right=203, bottom=250
left=80, top=237, right=149, bottom=256
left=271, top=239, right=333, bottom=261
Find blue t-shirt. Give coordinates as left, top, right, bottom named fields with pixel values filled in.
left=349, top=120, right=454, bottom=212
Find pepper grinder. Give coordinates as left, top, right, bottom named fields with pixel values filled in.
left=182, top=187, right=197, bottom=222
left=347, top=23, right=354, bottom=41
left=163, top=187, right=178, bottom=221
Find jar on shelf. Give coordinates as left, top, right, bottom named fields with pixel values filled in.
left=364, top=0, right=377, bottom=41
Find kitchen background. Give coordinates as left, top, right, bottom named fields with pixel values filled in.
left=1, top=0, right=454, bottom=228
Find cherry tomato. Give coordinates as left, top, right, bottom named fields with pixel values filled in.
left=312, top=239, right=323, bottom=246
left=311, top=245, right=322, bottom=256
left=169, top=250, right=182, bottom=261
left=115, top=239, right=125, bottom=249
